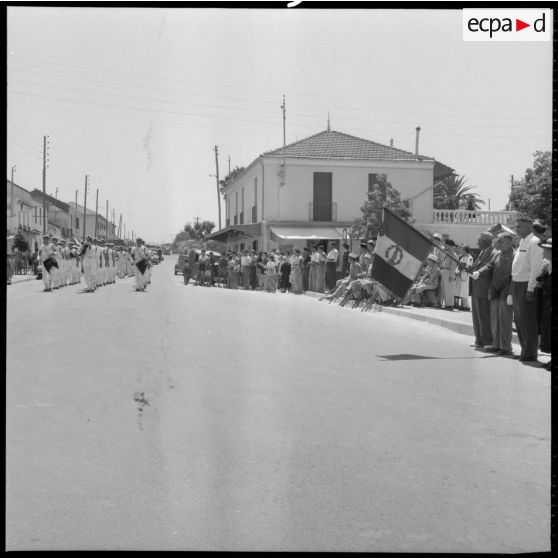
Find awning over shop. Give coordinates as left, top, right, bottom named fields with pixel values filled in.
left=269, top=225, right=345, bottom=241
left=205, top=224, right=261, bottom=243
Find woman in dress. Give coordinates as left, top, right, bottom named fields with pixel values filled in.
left=264, top=254, right=277, bottom=292
left=454, top=245, right=473, bottom=310
left=290, top=249, right=304, bottom=294
left=315, top=245, right=327, bottom=294
left=227, top=254, right=239, bottom=289
left=308, top=245, right=318, bottom=292
left=256, top=252, right=266, bottom=290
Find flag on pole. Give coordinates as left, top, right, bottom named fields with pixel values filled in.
left=371, top=207, right=434, bottom=299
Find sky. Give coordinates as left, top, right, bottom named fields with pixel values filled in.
left=7, top=7, right=552, bottom=244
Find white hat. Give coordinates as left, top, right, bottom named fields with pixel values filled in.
left=433, top=233, right=443, bottom=241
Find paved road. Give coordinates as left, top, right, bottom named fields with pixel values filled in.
left=6, top=256, right=550, bottom=551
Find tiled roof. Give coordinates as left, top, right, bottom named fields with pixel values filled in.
left=261, top=129, right=434, bottom=162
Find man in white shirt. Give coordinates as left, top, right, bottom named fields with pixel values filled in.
left=325, top=241, right=339, bottom=293
left=511, top=216, right=544, bottom=361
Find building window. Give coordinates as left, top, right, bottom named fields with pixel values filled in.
left=313, top=172, right=333, bottom=221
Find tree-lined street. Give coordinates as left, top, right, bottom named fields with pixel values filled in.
left=6, top=256, right=550, bottom=552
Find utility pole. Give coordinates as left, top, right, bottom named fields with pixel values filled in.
left=10, top=165, right=15, bottom=221
left=118, top=213, right=122, bottom=239
left=214, top=145, right=221, bottom=230
left=82, top=175, right=88, bottom=240
left=105, top=199, right=109, bottom=239
left=94, top=189, right=99, bottom=238
left=55, top=187, right=58, bottom=199
left=75, top=189, right=78, bottom=236
left=228, top=155, right=231, bottom=176
left=510, top=175, right=514, bottom=211
left=42, top=135, right=50, bottom=235
left=281, top=95, right=286, bottom=186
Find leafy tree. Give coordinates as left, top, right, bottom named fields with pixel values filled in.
left=349, top=174, right=412, bottom=240
left=13, top=231, right=30, bottom=253
left=172, top=220, right=216, bottom=249
left=507, top=151, right=551, bottom=225
left=219, top=166, right=245, bottom=193
left=433, top=174, right=485, bottom=211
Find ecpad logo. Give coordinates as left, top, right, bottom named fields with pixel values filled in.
left=463, top=9, right=551, bottom=41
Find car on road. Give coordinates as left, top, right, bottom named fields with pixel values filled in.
left=150, top=252, right=160, bottom=265
left=174, top=254, right=186, bottom=275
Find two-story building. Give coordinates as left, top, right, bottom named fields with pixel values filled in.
left=67, top=202, right=116, bottom=240
left=209, top=128, right=454, bottom=255
left=7, top=181, right=47, bottom=253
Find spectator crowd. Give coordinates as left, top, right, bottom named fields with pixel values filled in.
left=181, top=216, right=551, bottom=369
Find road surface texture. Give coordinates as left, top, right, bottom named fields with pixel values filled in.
left=6, top=256, right=550, bottom=552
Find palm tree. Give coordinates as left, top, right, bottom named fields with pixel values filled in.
left=433, top=174, right=486, bottom=211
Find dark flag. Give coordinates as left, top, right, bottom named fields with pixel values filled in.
left=371, top=207, right=434, bottom=299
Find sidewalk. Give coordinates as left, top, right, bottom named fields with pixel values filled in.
left=305, top=291, right=520, bottom=344
left=7, top=273, right=37, bottom=285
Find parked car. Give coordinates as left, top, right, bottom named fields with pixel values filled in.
left=150, top=252, right=160, bottom=265
left=174, top=254, right=186, bottom=275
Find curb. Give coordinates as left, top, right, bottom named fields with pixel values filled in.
left=8, top=276, right=37, bottom=285
left=305, top=291, right=519, bottom=344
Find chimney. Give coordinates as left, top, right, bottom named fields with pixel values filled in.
left=390, top=138, right=393, bottom=147
left=415, top=126, right=421, bottom=156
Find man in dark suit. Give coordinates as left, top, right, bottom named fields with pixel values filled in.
left=468, top=232, right=495, bottom=348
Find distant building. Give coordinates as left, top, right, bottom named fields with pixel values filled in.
left=67, top=202, right=116, bottom=240
left=7, top=181, right=46, bottom=252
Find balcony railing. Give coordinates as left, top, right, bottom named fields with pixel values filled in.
left=308, top=202, right=337, bottom=222
left=433, top=209, right=518, bottom=225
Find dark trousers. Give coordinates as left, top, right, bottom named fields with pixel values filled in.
left=183, top=268, right=191, bottom=284
left=302, top=267, right=309, bottom=292
left=472, top=296, right=493, bottom=346
left=540, top=297, right=551, bottom=353
left=512, top=281, right=539, bottom=358
left=325, top=262, right=337, bottom=290
left=490, top=292, right=513, bottom=352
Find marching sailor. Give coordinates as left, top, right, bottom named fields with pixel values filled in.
left=38, top=234, right=56, bottom=291
left=131, top=237, right=149, bottom=291
left=79, top=235, right=96, bottom=292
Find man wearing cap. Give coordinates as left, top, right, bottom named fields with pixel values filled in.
left=68, top=241, right=79, bottom=285
left=321, top=252, right=361, bottom=301
left=38, top=234, right=55, bottom=291
left=80, top=235, right=96, bottom=292
left=536, top=238, right=551, bottom=369
left=131, top=238, right=149, bottom=291
left=468, top=231, right=496, bottom=349
left=404, top=253, right=441, bottom=306
left=325, top=241, right=339, bottom=293
left=511, top=217, right=544, bottom=361
left=59, top=239, right=70, bottom=287
left=49, top=237, right=62, bottom=289
left=473, top=232, right=515, bottom=356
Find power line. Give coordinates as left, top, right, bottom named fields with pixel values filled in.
left=9, top=65, right=548, bottom=124
left=10, top=54, right=549, bottom=112
left=8, top=75, right=551, bottom=132
left=7, top=90, right=550, bottom=141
